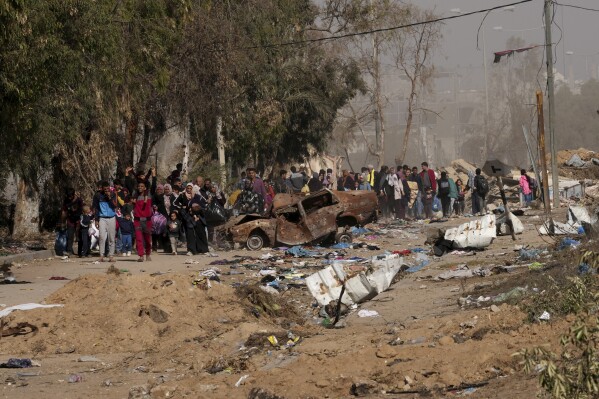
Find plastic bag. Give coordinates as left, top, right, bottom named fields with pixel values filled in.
left=432, top=196, right=441, bottom=212
left=151, top=212, right=167, bottom=235
left=204, top=202, right=227, bottom=225
left=54, top=229, right=67, bottom=256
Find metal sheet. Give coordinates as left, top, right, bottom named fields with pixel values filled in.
left=306, top=254, right=404, bottom=306
left=444, top=214, right=497, bottom=249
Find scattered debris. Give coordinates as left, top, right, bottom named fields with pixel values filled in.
left=306, top=254, right=403, bottom=306
left=357, top=309, right=379, bottom=318
left=235, top=374, right=250, bottom=387
left=434, top=264, right=491, bottom=280
left=0, top=358, right=32, bottom=368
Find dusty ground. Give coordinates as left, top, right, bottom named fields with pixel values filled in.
left=0, top=206, right=585, bottom=399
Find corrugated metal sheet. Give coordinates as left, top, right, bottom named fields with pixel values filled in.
left=444, top=214, right=497, bottom=249
left=306, top=254, right=405, bottom=306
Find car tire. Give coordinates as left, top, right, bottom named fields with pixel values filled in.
left=246, top=233, right=265, bottom=250
left=335, top=232, right=353, bottom=244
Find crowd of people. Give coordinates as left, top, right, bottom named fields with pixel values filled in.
left=59, top=161, right=498, bottom=261
left=60, top=164, right=226, bottom=262
left=270, top=163, right=492, bottom=221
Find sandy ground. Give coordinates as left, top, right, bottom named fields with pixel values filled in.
left=0, top=207, right=578, bottom=398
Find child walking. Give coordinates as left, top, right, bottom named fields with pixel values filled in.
left=117, top=213, right=134, bottom=256
left=167, top=211, right=182, bottom=255
left=78, top=205, right=93, bottom=257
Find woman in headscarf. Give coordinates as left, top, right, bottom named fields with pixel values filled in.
left=173, top=183, right=209, bottom=255
left=308, top=171, right=324, bottom=192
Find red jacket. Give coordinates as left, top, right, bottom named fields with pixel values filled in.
left=419, top=169, right=437, bottom=192
left=133, top=195, right=153, bottom=219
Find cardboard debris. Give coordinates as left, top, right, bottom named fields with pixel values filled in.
left=444, top=215, right=497, bottom=249
left=306, top=254, right=405, bottom=306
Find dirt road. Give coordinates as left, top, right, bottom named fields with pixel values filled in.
left=0, top=209, right=575, bottom=398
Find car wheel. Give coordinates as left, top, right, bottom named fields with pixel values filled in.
left=246, top=233, right=265, bottom=250
left=335, top=232, right=352, bottom=244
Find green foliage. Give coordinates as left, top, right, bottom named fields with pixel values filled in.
left=517, top=309, right=599, bottom=398
left=522, top=276, right=598, bottom=323
left=0, top=0, right=120, bottom=183
left=172, top=0, right=365, bottom=171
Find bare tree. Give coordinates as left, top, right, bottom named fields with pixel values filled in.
left=391, top=7, right=442, bottom=165
left=324, top=1, right=440, bottom=168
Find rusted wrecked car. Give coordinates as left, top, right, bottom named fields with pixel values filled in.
left=216, top=189, right=378, bottom=250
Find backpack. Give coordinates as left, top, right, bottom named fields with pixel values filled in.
left=529, top=177, right=538, bottom=191
left=475, top=175, right=489, bottom=196
left=438, top=180, right=450, bottom=196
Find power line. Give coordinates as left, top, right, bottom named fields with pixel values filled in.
left=552, top=1, right=599, bottom=12
left=236, top=0, right=534, bottom=50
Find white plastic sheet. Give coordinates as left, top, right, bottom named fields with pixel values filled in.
left=0, top=303, right=64, bottom=318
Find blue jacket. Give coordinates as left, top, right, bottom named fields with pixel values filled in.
left=117, top=217, right=134, bottom=235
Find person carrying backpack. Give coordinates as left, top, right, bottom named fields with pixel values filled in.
left=474, top=168, right=489, bottom=215
left=436, top=171, right=451, bottom=218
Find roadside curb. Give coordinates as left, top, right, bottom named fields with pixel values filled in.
left=1, top=249, right=56, bottom=266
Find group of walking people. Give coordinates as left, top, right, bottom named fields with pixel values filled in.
left=60, top=165, right=228, bottom=262
left=59, top=159, right=536, bottom=261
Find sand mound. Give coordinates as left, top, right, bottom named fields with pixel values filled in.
left=555, top=148, right=597, bottom=165
left=0, top=273, right=297, bottom=356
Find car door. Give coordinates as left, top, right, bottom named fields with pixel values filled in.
left=275, top=205, right=312, bottom=246
left=301, top=191, right=340, bottom=241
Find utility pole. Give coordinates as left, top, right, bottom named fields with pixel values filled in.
left=482, top=27, right=490, bottom=162
left=536, top=91, right=553, bottom=224
left=544, top=0, right=560, bottom=207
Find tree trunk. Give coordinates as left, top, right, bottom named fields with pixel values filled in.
left=399, top=81, right=417, bottom=164
left=12, top=177, right=41, bottom=239
left=182, top=122, right=190, bottom=181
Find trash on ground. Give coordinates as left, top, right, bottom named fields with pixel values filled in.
left=68, top=374, right=83, bottom=383
left=528, top=262, right=544, bottom=270
left=357, top=309, right=379, bottom=318
left=557, top=238, right=581, bottom=251
left=306, top=254, right=404, bottom=306
left=538, top=311, right=551, bottom=321
left=405, top=253, right=430, bottom=273
left=434, top=264, right=491, bottom=280
left=0, top=358, right=32, bottom=368
left=493, top=287, right=527, bottom=302
left=496, top=212, right=524, bottom=236
left=235, top=374, right=249, bottom=387
left=78, top=356, right=101, bottom=362
left=539, top=221, right=581, bottom=235
left=0, top=303, right=64, bottom=318
left=444, top=215, right=497, bottom=250
left=519, top=248, right=542, bottom=261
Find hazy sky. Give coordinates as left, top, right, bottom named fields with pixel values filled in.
left=417, top=0, right=599, bottom=82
